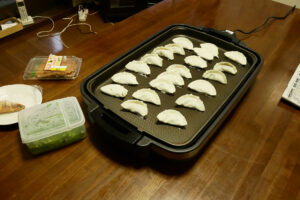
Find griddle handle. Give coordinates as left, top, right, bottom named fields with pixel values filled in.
left=89, top=105, right=142, bottom=144
left=200, top=27, right=245, bottom=46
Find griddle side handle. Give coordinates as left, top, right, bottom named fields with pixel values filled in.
left=89, top=105, right=142, bottom=144
left=199, top=26, right=245, bottom=46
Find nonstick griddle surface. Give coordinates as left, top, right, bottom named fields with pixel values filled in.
left=87, top=26, right=258, bottom=147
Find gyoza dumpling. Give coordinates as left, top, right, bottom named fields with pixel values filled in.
left=121, top=99, right=148, bottom=117
left=140, top=53, right=163, bottom=67
left=224, top=51, right=247, bottom=65
left=165, top=43, right=185, bottom=55
left=166, top=64, right=192, bottom=79
left=156, top=71, right=184, bottom=86
left=200, top=43, right=219, bottom=58
left=203, top=70, right=227, bottom=84
left=184, top=55, right=207, bottom=69
left=149, top=78, right=176, bottom=94
left=193, top=47, right=214, bottom=60
left=157, top=109, right=187, bottom=126
left=152, top=47, right=174, bottom=60
left=132, top=88, right=161, bottom=105
left=111, top=72, right=138, bottom=85
left=176, top=94, right=205, bottom=111
left=125, top=60, right=151, bottom=75
left=172, top=37, right=193, bottom=50
left=100, top=84, right=128, bottom=98
left=213, top=62, right=237, bottom=75
left=188, top=79, right=216, bottom=96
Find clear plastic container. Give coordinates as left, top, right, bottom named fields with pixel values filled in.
left=18, top=97, right=86, bottom=155
left=23, top=56, right=82, bottom=80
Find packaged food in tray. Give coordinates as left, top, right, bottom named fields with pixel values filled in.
left=18, top=97, right=86, bottom=155
left=23, top=55, right=82, bottom=80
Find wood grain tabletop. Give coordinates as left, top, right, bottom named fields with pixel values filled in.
left=0, top=0, right=299, bottom=199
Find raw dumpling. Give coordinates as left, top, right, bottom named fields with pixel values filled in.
left=172, top=37, right=193, bottom=50
left=200, top=43, right=219, bottom=58
left=121, top=99, right=148, bottom=117
left=149, top=78, right=176, bottom=94
left=125, top=60, right=151, bottom=75
left=100, top=84, right=128, bottom=98
left=165, top=43, right=185, bottom=55
left=166, top=64, right=192, bottom=79
left=152, top=47, right=174, bottom=60
left=140, top=53, right=163, bottom=67
left=157, top=109, right=187, bottom=126
left=132, top=88, right=161, bottom=105
left=213, top=62, right=237, bottom=75
left=176, top=94, right=205, bottom=111
left=184, top=55, right=207, bottom=69
left=111, top=72, right=138, bottom=85
left=188, top=79, right=216, bottom=96
left=156, top=71, right=184, bottom=86
left=193, top=47, right=214, bottom=60
left=224, top=51, right=247, bottom=65
left=203, top=70, right=227, bottom=84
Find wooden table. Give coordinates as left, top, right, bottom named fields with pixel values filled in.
left=0, top=0, right=299, bottom=199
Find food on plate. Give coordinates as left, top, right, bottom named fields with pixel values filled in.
left=175, top=94, right=205, bottom=111
left=149, top=78, right=176, bottom=94
left=213, top=62, right=237, bottom=74
left=132, top=88, right=161, bottom=105
left=157, top=109, right=187, bottom=126
left=172, top=37, right=193, bottom=50
left=121, top=99, right=148, bottom=117
left=193, top=47, right=214, bottom=60
left=166, top=64, right=192, bottom=79
left=125, top=60, right=151, bottom=75
left=0, top=100, right=25, bottom=114
left=156, top=71, right=184, bottom=86
left=200, top=43, right=219, bottom=58
left=152, top=46, right=174, bottom=60
left=188, top=79, right=217, bottom=96
left=100, top=84, right=128, bottom=98
left=224, top=51, right=247, bottom=65
left=111, top=72, right=138, bottom=85
left=165, top=43, right=185, bottom=55
left=203, top=70, right=227, bottom=84
left=140, top=53, right=163, bottom=67
left=184, top=55, right=207, bottom=69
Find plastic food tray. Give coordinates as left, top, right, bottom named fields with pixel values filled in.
left=18, top=97, right=86, bottom=155
left=23, top=56, right=82, bottom=80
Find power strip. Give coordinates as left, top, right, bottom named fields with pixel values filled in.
left=78, top=7, right=88, bottom=22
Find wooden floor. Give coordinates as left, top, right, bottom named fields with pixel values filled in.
left=0, top=0, right=299, bottom=199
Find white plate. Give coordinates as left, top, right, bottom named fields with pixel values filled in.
left=0, top=84, right=43, bottom=125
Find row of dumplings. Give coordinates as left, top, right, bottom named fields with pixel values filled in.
left=105, top=60, right=237, bottom=95
left=120, top=93, right=205, bottom=127
left=173, top=36, right=247, bottom=66
left=99, top=85, right=197, bottom=126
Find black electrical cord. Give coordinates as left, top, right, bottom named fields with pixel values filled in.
left=234, top=5, right=296, bottom=34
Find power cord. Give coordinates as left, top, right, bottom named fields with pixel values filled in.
left=234, top=5, right=296, bottom=34
left=32, top=13, right=97, bottom=48
left=32, top=16, right=55, bottom=37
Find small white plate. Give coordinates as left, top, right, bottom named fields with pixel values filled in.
left=0, top=84, right=43, bottom=125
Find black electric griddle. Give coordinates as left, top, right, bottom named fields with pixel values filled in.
left=81, top=24, right=263, bottom=159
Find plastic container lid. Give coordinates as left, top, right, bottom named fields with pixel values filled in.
left=23, top=56, right=82, bottom=80
left=18, top=97, right=85, bottom=144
